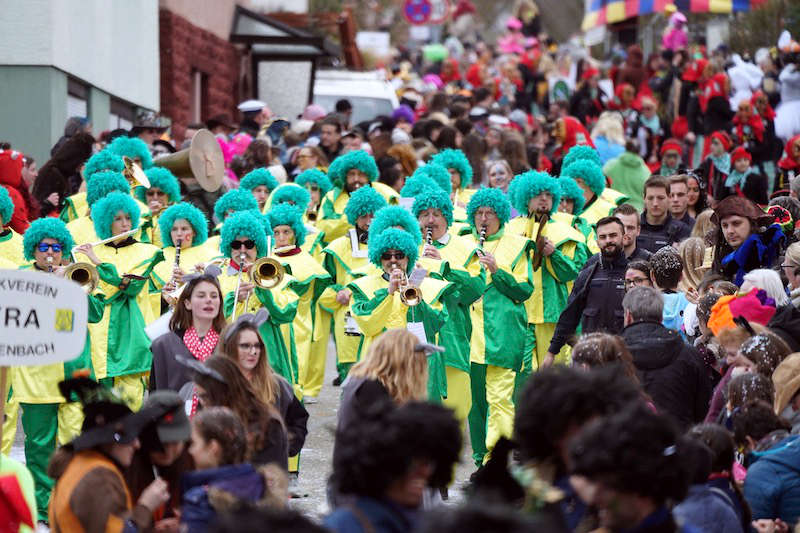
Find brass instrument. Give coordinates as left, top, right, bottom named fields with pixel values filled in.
left=231, top=252, right=249, bottom=321
left=64, top=262, right=99, bottom=293
left=306, top=203, right=318, bottom=222
left=392, top=262, right=421, bottom=307
left=530, top=213, right=550, bottom=271
left=122, top=156, right=151, bottom=188
left=153, top=129, right=224, bottom=192
left=251, top=256, right=285, bottom=289
left=425, top=226, right=433, bottom=246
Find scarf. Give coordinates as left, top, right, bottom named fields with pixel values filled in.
left=708, top=152, right=731, bottom=176
left=660, top=164, right=679, bottom=176
left=639, top=113, right=660, bottom=133
left=184, top=326, right=220, bottom=415
left=733, top=114, right=764, bottom=143
left=725, top=167, right=755, bottom=189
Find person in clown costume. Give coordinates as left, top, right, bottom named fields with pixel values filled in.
left=347, top=213, right=453, bottom=403
left=561, top=158, right=617, bottom=227
left=295, top=167, right=333, bottom=225
left=554, top=176, right=594, bottom=245
left=151, top=202, right=218, bottom=312
left=67, top=171, right=148, bottom=247
left=0, top=186, right=25, bottom=265
left=212, top=188, right=258, bottom=232
left=239, top=167, right=279, bottom=214
left=15, top=218, right=102, bottom=521
left=106, top=135, right=153, bottom=171
left=217, top=210, right=298, bottom=386
left=412, top=186, right=483, bottom=427
left=60, top=149, right=124, bottom=223
left=72, top=192, right=163, bottom=410
left=316, top=150, right=392, bottom=242
left=463, top=187, right=533, bottom=466
left=562, top=144, right=629, bottom=207
left=265, top=183, right=326, bottom=258
left=430, top=148, right=476, bottom=208
left=135, top=166, right=182, bottom=247
left=319, top=186, right=387, bottom=384
left=266, top=203, right=331, bottom=403
left=507, top=171, right=589, bottom=368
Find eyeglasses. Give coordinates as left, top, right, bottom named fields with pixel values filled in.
left=238, top=343, right=260, bottom=352
left=381, top=251, right=406, bottom=261
left=306, top=184, right=320, bottom=192
left=38, top=243, right=63, bottom=252
left=625, top=277, right=650, bottom=288
left=231, top=239, right=256, bottom=250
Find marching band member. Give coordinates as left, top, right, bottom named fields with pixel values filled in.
left=562, top=144, right=630, bottom=207
left=16, top=218, right=101, bottom=520
left=348, top=214, right=453, bottom=402
left=463, top=187, right=533, bottom=466
left=239, top=167, right=279, bottom=214
left=267, top=203, right=331, bottom=402
left=555, top=175, right=598, bottom=253
left=317, top=149, right=382, bottom=242
left=319, top=187, right=387, bottom=383
left=413, top=186, right=483, bottom=426
left=151, top=202, right=216, bottom=313
left=135, top=167, right=182, bottom=247
left=73, top=191, right=163, bottom=410
left=217, top=210, right=298, bottom=386
left=67, top=171, right=147, bottom=246
left=295, top=167, right=332, bottom=226
left=562, top=158, right=617, bottom=226
left=107, top=135, right=153, bottom=171
left=266, top=183, right=325, bottom=258
left=60, top=149, right=124, bottom=223
left=430, top=148, right=477, bottom=207
left=0, top=186, right=24, bottom=264
left=212, top=188, right=258, bottom=229
left=508, top=171, right=590, bottom=367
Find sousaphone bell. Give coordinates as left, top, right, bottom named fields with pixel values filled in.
left=153, top=129, right=224, bottom=192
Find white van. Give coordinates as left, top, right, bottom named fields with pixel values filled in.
left=313, top=70, right=399, bottom=125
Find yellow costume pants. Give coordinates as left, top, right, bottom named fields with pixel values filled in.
left=442, top=366, right=471, bottom=429
left=534, top=322, right=571, bottom=367
left=113, top=373, right=148, bottom=411
left=468, top=363, right=516, bottom=466
left=301, top=312, right=332, bottom=398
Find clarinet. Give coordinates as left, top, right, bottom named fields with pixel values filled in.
left=479, top=225, right=487, bottom=251
left=425, top=226, right=433, bottom=246
left=46, top=256, right=54, bottom=273
left=172, top=239, right=182, bottom=284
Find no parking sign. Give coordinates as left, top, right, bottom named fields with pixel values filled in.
left=404, top=0, right=432, bottom=25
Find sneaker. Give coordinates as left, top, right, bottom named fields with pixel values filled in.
left=304, top=395, right=318, bottom=404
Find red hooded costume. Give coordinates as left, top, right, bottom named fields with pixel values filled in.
left=553, top=116, right=596, bottom=160
left=0, top=150, right=30, bottom=233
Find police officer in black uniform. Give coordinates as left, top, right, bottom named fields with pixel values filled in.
left=544, top=216, right=629, bottom=367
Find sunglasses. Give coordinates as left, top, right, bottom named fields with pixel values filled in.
left=381, top=251, right=406, bottom=261
left=38, top=243, right=63, bottom=252
left=231, top=239, right=256, bottom=250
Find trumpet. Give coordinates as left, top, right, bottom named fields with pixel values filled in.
left=251, top=256, right=285, bottom=289
left=306, top=204, right=318, bottom=222
left=64, top=262, right=99, bottom=293
left=392, top=262, right=421, bottom=307
left=425, top=226, right=433, bottom=246
left=122, top=156, right=151, bottom=189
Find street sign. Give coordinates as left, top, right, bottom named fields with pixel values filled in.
left=404, top=0, right=433, bottom=25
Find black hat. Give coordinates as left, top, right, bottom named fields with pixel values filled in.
left=59, top=377, right=163, bottom=451
left=206, top=114, right=236, bottom=131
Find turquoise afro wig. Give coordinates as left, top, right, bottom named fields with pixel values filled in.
left=412, top=186, right=454, bottom=227
left=83, top=150, right=124, bottom=179
left=270, top=183, right=311, bottom=211
left=135, top=167, right=181, bottom=204
left=23, top=218, right=75, bottom=261
left=370, top=206, right=422, bottom=247
left=107, top=136, right=153, bottom=169
left=431, top=149, right=472, bottom=189
left=158, top=202, right=209, bottom=248
left=368, top=228, right=419, bottom=274
left=213, top=189, right=259, bottom=222
left=267, top=203, right=307, bottom=247
left=243, top=209, right=274, bottom=238
left=295, top=168, right=332, bottom=195
left=411, top=163, right=452, bottom=196
left=562, top=159, right=605, bottom=197
left=240, top=168, right=279, bottom=193
left=400, top=174, right=438, bottom=198
left=92, top=192, right=141, bottom=240
left=466, top=187, right=511, bottom=230
left=86, top=171, right=130, bottom=207
left=329, top=150, right=378, bottom=188
left=557, top=177, right=586, bottom=215
left=562, top=145, right=602, bottom=170
left=0, top=186, right=13, bottom=227
left=220, top=210, right=268, bottom=258
left=344, top=186, right=387, bottom=225
left=510, top=171, right=562, bottom=216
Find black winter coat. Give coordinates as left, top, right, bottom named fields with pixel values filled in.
left=622, top=321, right=713, bottom=429
left=637, top=212, right=691, bottom=254
left=768, top=305, right=800, bottom=353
